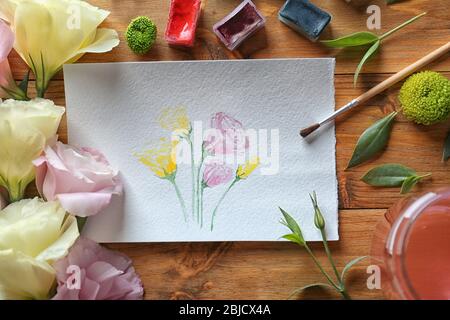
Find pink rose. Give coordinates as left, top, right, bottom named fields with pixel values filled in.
left=52, top=237, right=144, bottom=300
left=0, top=19, right=25, bottom=100
left=202, top=161, right=234, bottom=188
left=204, top=112, right=249, bottom=155
left=33, top=142, right=122, bottom=217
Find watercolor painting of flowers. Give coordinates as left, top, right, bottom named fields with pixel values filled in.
left=135, top=107, right=259, bottom=231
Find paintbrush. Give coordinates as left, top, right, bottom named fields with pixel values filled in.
left=300, top=41, right=450, bottom=138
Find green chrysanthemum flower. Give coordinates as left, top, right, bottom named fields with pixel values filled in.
left=126, top=16, right=157, bottom=55
left=399, top=71, right=450, bottom=125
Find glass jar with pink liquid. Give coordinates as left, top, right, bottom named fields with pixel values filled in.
left=371, top=188, right=450, bottom=300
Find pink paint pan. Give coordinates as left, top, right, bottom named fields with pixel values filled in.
left=165, top=0, right=202, bottom=47
left=213, top=0, right=266, bottom=51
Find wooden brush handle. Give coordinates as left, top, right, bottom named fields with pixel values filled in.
left=357, top=41, right=450, bottom=104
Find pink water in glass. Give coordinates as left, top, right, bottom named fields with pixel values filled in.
left=372, top=188, right=450, bottom=300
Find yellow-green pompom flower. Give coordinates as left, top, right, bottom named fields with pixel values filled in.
left=236, top=157, right=260, bottom=180
left=399, top=71, right=450, bottom=125
left=126, top=16, right=157, bottom=55
left=0, top=198, right=79, bottom=300
left=0, top=0, right=119, bottom=97
left=0, top=99, right=64, bottom=202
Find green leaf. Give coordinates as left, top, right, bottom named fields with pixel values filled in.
left=279, top=207, right=305, bottom=244
left=400, top=174, right=431, bottom=194
left=347, top=111, right=398, bottom=168
left=341, top=256, right=368, bottom=282
left=443, top=131, right=450, bottom=162
left=400, top=176, right=420, bottom=194
left=281, top=234, right=304, bottom=246
left=354, top=40, right=380, bottom=86
left=321, top=32, right=379, bottom=48
left=288, top=283, right=334, bottom=299
left=361, top=164, right=416, bottom=187
left=76, top=216, right=88, bottom=232
left=19, top=70, right=30, bottom=96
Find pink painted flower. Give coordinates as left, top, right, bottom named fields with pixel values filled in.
left=52, top=237, right=144, bottom=300
left=204, top=112, right=249, bottom=155
left=33, top=141, right=122, bottom=217
left=0, top=19, right=26, bottom=100
left=202, top=161, right=234, bottom=188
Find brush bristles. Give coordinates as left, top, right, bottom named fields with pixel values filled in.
left=300, top=123, right=320, bottom=138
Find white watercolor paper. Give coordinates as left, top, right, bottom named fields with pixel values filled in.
left=64, top=58, right=338, bottom=242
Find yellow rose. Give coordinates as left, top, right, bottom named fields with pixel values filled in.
left=0, top=0, right=119, bottom=97
left=236, top=157, right=260, bottom=180
left=0, top=198, right=79, bottom=300
left=0, top=99, right=64, bottom=201
left=158, top=106, right=192, bottom=137
left=135, top=138, right=178, bottom=179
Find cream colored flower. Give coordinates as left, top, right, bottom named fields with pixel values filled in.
left=0, top=0, right=119, bottom=96
left=0, top=99, right=64, bottom=201
left=0, top=198, right=79, bottom=300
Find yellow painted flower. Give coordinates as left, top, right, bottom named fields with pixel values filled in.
left=158, top=106, right=191, bottom=137
left=236, top=157, right=260, bottom=180
left=135, top=138, right=178, bottom=179
left=0, top=0, right=119, bottom=97
left=0, top=198, right=79, bottom=300
left=0, top=99, right=65, bottom=202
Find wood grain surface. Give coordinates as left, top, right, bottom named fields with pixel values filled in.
left=13, top=0, right=450, bottom=299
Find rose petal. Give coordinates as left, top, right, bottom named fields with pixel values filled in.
left=53, top=238, right=144, bottom=300
left=79, top=277, right=101, bottom=300
left=0, top=19, right=13, bottom=61
left=56, top=192, right=113, bottom=217
left=32, top=156, right=48, bottom=197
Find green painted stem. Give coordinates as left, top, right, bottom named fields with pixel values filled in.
left=196, top=149, right=205, bottom=227
left=170, top=179, right=187, bottom=222
left=199, top=185, right=205, bottom=228
left=210, top=179, right=238, bottom=231
left=188, top=138, right=196, bottom=221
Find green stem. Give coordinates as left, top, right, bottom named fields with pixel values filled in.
left=76, top=217, right=88, bottom=232
left=210, top=179, right=238, bottom=231
left=379, top=12, right=426, bottom=41
left=417, top=173, right=432, bottom=179
left=339, top=288, right=351, bottom=300
left=196, top=149, right=206, bottom=227
left=200, top=184, right=205, bottom=228
left=6, top=181, right=26, bottom=203
left=170, top=179, right=188, bottom=222
left=0, top=84, right=29, bottom=101
left=304, top=244, right=340, bottom=291
left=188, top=138, right=196, bottom=221
left=320, top=229, right=341, bottom=283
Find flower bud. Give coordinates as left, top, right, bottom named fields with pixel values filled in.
left=311, top=192, right=325, bottom=230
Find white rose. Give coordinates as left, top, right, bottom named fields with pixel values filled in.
left=0, top=99, right=64, bottom=201
left=0, top=198, right=79, bottom=300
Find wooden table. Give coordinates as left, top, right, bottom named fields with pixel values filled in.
left=13, top=0, right=450, bottom=299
